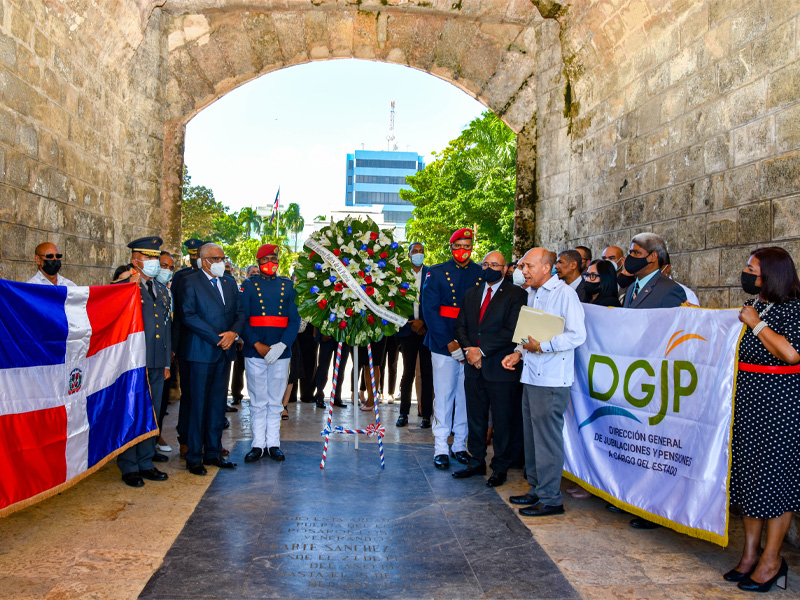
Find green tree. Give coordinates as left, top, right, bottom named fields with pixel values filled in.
left=181, top=166, right=228, bottom=241
left=402, top=111, right=516, bottom=264
left=282, top=202, right=306, bottom=251
left=211, top=212, right=244, bottom=245
left=237, top=206, right=263, bottom=238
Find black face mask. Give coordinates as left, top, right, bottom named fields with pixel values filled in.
left=41, top=259, right=62, bottom=276
left=624, top=254, right=650, bottom=275
left=583, top=280, right=602, bottom=296
left=741, top=271, right=762, bottom=295
left=483, top=267, right=504, bottom=284
left=617, top=272, right=636, bottom=288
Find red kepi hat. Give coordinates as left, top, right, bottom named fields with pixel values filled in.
left=449, top=228, right=474, bottom=244
left=257, top=244, right=279, bottom=259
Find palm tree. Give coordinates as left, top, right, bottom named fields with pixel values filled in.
left=237, top=207, right=262, bottom=239
left=461, top=111, right=517, bottom=190
left=282, top=203, right=305, bottom=251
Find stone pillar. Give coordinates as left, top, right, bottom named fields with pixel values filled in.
left=161, top=120, right=186, bottom=256
left=513, top=118, right=537, bottom=259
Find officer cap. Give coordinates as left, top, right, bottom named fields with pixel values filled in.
left=449, top=228, right=474, bottom=244
left=183, top=238, right=204, bottom=255
left=257, top=244, right=279, bottom=259
left=128, top=236, right=163, bottom=257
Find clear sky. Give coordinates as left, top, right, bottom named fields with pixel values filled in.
left=184, top=59, right=486, bottom=223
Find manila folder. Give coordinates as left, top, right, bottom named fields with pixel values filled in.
left=512, top=306, right=565, bottom=344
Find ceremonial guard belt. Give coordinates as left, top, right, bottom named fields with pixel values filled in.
left=439, top=306, right=460, bottom=318
left=249, top=316, right=289, bottom=327
left=737, top=362, right=800, bottom=374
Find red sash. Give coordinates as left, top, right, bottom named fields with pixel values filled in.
left=249, top=316, right=288, bottom=327
left=439, top=306, right=460, bottom=319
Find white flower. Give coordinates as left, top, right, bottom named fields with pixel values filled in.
left=323, top=279, right=332, bottom=287
left=337, top=236, right=344, bottom=245
left=307, top=272, right=315, bottom=279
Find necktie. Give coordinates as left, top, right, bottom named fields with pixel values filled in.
left=479, top=286, right=492, bottom=323
left=213, top=277, right=225, bottom=304
left=632, top=281, right=640, bottom=301
left=146, top=280, right=155, bottom=300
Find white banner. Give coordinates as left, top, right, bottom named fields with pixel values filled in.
left=564, top=304, right=744, bottom=546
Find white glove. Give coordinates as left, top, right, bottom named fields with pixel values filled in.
left=450, top=347, right=465, bottom=362
left=264, top=342, right=287, bottom=364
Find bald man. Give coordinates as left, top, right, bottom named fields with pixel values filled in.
left=601, top=246, right=625, bottom=272
left=27, top=242, right=76, bottom=286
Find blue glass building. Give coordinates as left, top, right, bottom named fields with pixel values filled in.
left=345, top=149, right=425, bottom=238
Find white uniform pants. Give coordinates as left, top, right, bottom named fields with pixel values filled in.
left=245, top=356, right=290, bottom=449
left=430, top=352, right=468, bottom=456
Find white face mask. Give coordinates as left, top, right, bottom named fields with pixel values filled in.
left=512, top=269, right=526, bottom=286
left=156, top=268, right=173, bottom=285
left=208, top=261, right=226, bottom=278
left=139, top=258, right=160, bottom=278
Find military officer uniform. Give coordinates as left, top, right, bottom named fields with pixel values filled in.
left=241, top=244, right=300, bottom=462
left=422, top=228, right=483, bottom=468
left=116, top=236, right=172, bottom=486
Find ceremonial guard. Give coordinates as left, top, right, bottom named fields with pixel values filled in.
left=241, top=244, right=300, bottom=462
left=422, top=228, right=483, bottom=470
left=116, top=236, right=172, bottom=487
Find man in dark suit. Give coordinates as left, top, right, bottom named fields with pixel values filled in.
left=555, top=249, right=590, bottom=302
left=453, top=251, right=527, bottom=487
left=180, top=242, right=245, bottom=475
left=622, top=233, right=687, bottom=310
left=396, top=242, right=433, bottom=428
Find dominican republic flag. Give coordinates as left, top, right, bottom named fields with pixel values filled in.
left=0, top=280, right=157, bottom=517
left=269, top=187, right=280, bottom=224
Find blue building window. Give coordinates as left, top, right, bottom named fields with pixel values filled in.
left=355, top=159, right=418, bottom=169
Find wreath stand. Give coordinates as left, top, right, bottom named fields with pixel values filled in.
left=320, top=341, right=385, bottom=469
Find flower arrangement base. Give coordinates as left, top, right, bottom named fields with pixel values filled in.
left=320, top=342, right=385, bottom=470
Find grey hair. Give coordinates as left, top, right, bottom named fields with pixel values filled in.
left=198, top=242, right=223, bottom=258
left=631, top=232, right=668, bottom=266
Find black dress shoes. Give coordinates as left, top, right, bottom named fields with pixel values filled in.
left=223, top=418, right=230, bottom=430
left=453, top=451, right=470, bottom=465
left=737, top=558, right=788, bottom=592
left=245, top=447, right=263, bottom=462
left=186, top=462, right=207, bottom=476
left=452, top=463, right=487, bottom=478
left=420, top=418, right=431, bottom=429
left=396, top=415, right=408, bottom=427
left=315, top=399, right=326, bottom=408
left=606, top=502, right=627, bottom=515
left=332, top=400, right=348, bottom=408
left=139, top=467, right=168, bottom=481
left=203, top=457, right=237, bottom=469
left=723, top=567, right=753, bottom=582
left=630, top=517, right=660, bottom=529
left=509, top=493, right=539, bottom=505
left=122, top=472, right=144, bottom=487
left=226, top=405, right=238, bottom=412
left=519, top=502, right=565, bottom=517
left=486, top=471, right=507, bottom=487
left=152, top=452, right=169, bottom=463
left=267, top=447, right=285, bottom=461
left=433, top=454, right=450, bottom=470
left=231, top=397, right=242, bottom=405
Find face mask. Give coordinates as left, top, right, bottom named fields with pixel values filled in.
left=156, top=268, right=173, bottom=285
left=550, top=266, right=557, bottom=276
left=138, top=258, right=160, bottom=278
left=41, top=259, right=61, bottom=276
left=260, top=261, right=278, bottom=276
left=483, top=267, right=504, bottom=284
left=617, top=272, right=636, bottom=288
left=208, top=261, right=226, bottom=278
left=410, top=253, right=425, bottom=267
left=583, top=280, right=602, bottom=296
left=452, top=248, right=471, bottom=262
left=741, top=271, right=762, bottom=295
left=512, top=269, right=526, bottom=286
left=624, top=254, right=650, bottom=275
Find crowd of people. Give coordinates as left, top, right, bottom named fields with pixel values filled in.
left=25, top=226, right=800, bottom=593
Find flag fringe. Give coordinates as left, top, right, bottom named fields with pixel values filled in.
left=0, top=428, right=159, bottom=519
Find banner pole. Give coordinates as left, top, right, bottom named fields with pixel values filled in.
left=353, top=347, right=359, bottom=451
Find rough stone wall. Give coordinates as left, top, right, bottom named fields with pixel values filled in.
left=0, top=0, right=168, bottom=284
left=533, top=0, right=800, bottom=308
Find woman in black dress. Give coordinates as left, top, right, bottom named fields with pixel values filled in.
left=582, top=259, right=621, bottom=307
left=727, top=247, right=800, bottom=592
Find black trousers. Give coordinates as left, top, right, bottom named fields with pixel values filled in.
left=297, top=327, right=318, bottom=402
left=230, top=345, right=245, bottom=400
left=464, top=374, right=523, bottom=474
left=176, top=357, right=192, bottom=445
left=186, top=358, right=228, bottom=463
left=398, top=332, right=433, bottom=418
left=380, top=335, right=399, bottom=395
left=313, top=339, right=351, bottom=402
left=158, top=357, right=176, bottom=432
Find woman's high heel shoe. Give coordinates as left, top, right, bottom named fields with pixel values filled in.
left=723, top=567, right=753, bottom=582
left=738, top=558, right=788, bottom=592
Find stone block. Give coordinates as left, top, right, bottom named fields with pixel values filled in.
left=0, top=184, right=17, bottom=223
left=775, top=103, right=800, bottom=153
left=1, top=223, right=31, bottom=261
left=761, top=152, right=800, bottom=199
left=669, top=43, right=699, bottom=85
left=696, top=287, right=730, bottom=308
left=689, top=248, right=720, bottom=288
left=667, top=183, right=692, bottom=218
left=729, top=0, right=768, bottom=49
left=738, top=200, right=771, bottom=243
left=0, top=30, right=16, bottom=69
left=717, top=51, right=750, bottom=94
left=704, top=134, right=730, bottom=173
left=720, top=245, right=755, bottom=285
left=727, top=78, right=766, bottom=128
left=733, top=116, right=773, bottom=166
left=767, top=62, right=800, bottom=110
left=0, top=106, right=15, bottom=146
left=10, top=7, right=32, bottom=44
left=646, top=61, right=670, bottom=96
left=706, top=208, right=738, bottom=247
left=709, top=0, right=750, bottom=26
left=637, top=96, right=662, bottom=135
left=751, top=20, right=795, bottom=77
left=772, top=195, right=800, bottom=240
left=724, top=164, right=760, bottom=207
left=4, top=150, right=30, bottom=189
left=677, top=215, right=707, bottom=251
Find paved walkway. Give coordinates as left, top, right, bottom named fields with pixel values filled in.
left=1, top=385, right=800, bottom=599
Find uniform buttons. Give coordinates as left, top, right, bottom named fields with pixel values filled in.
left=259, top=293, right=262, bottom=297
left=156, top=334, right=160, bottom=339
left=156, top=324, right=159, bottom=328
left=262, top=312, right=266, bottom=315
left=281, top=293, right=284, bottom=296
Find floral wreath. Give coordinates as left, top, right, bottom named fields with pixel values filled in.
left=293, top=216, right=419, bottom=346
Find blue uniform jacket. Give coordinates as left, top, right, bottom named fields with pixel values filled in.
left=241, top=274, right=300, bottom=360
left=421, top=258, right=483, bottom=355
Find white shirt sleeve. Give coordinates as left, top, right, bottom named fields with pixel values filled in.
left=541, top=288, right=586, bottom=353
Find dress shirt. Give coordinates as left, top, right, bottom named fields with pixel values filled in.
left=26, top=270, right=76, bottom=287
left=480, top=278, right=503, bottom=305
left=203, top=269, right=225, bottom=304
left=519, top=275, right=586, bottom=388
left=567, top=277, right=581, bottom=292
left=412, top=267, right=423, bottom=320
left=633, top=269, right=658, bottom=294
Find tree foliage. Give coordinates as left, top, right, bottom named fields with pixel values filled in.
left=402, top=111, right=516, bottom=264
left=282, top=202, right=306, bottom=251
left=181, top=166, right=229, bottom=241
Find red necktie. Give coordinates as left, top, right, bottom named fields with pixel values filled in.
left=479, top=286, right=492, bottom=323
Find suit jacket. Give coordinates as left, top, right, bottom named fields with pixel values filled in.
left=140, top=279, right=172, bottom=369
left=397, top=265, right=429, bottom=338
left=170, top=265, right=199, bottom=354
left=180, top=269, right=245, bottom=363
left=623, top=271, right=687, bottom=309
left=454, top=278, right=527, bottom=382
left=574, top=278, right=590, bottom=302
left=422, top=259, right=483, bottom=355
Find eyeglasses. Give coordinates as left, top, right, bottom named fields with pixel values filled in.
left=204, top=256, right=225, bottom=263
left=481, top=262, right=505, bottom=269
left=38, top=254, right=62, bottom=259
left=582, top=273, right=600, bottom=281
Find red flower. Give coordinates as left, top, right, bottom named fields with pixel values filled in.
left=345, top=308, right=353, bottom=316
left=388, top=301, right=395, bottom=308
left=380, top=252, right=388, bottom=259
left=365, top=286, right=375, bottom=296
left=396, top=267, right=402, bottom=274
left=358, top=270, right=365, bottom=278
left=310, top=252, right=316, bottom=258
left=364, top=275, right=373, bottom=284
left=334, top=283, right=343, bottom=292
left=339, top=320, right=347, bottom=329
left=367, top=315, right=375, bottom=324
left=317, top=299, right=327, bottom=309
left=370, top=231, right=378, bottom=240
left=400, top=288, right=407, bottom=295
left=333, top=249, right=340, bottom=256
left=367, top=248, right=374, bottom=257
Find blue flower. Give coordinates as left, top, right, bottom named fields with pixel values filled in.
left=314, top=263, right=323, bottom=270
left=360, top=310, right=365, bottom=316
left=364, top=265, right=371, bottom=272
left=342, top=257, right=350, bottom=266
left=329, top=314, right=336, bottom=322
left=329, top=275, right=337, bottom=283
left=361, top=284, right=366, bottom=290
left=377, top=260, right=386, bottom=268
left=360, top=243, right=368, bottom=251
left=347, top=226, right=352, bottom=235
left=390, top=242, right=398, bottom=249
left=400, top=282, right=410, bottom=289
left=382, top=319, right=388, bottom=325
left=310, top=286, right=319, bottom=294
